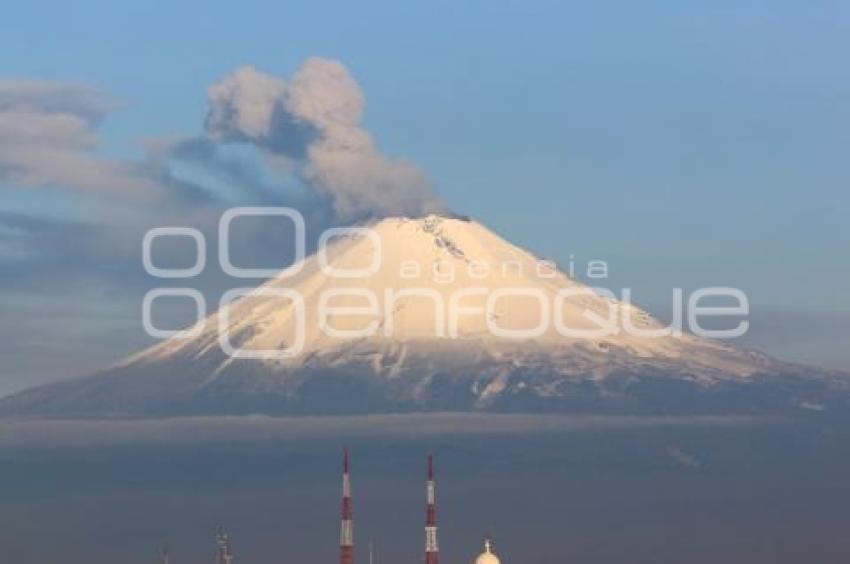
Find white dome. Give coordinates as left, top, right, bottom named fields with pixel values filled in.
left=475, top=539, right=500, bottom=564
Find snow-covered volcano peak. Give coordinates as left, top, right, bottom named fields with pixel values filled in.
left=131, top=213, right=772, bottom=381
left=4, top=214, right=817, bottom=419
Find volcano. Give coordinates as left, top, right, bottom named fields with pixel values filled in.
left=2, top=215, right=847, bottom=418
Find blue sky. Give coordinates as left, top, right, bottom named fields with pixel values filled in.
left=1, top=0, right=848, bottom=393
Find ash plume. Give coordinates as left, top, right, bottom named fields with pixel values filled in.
left=205, top=58, right=446, bottom=221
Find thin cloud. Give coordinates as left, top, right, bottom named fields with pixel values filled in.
left=0, top=79, right=161, bottom=202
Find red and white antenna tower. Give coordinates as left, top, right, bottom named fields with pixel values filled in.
left=340, top=448, right=355, bottom=564
left=425, top=454, right=439, bottom=564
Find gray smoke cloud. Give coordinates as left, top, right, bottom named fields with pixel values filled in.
left=205, top=58, right=446, bottom=221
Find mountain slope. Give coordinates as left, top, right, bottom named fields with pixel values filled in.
left=2, top=215, right=846, bottom=418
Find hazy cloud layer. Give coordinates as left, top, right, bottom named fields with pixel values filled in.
left=205, top=58, right=445, bottom=220
left=0, top=413, right=774, bottom=449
